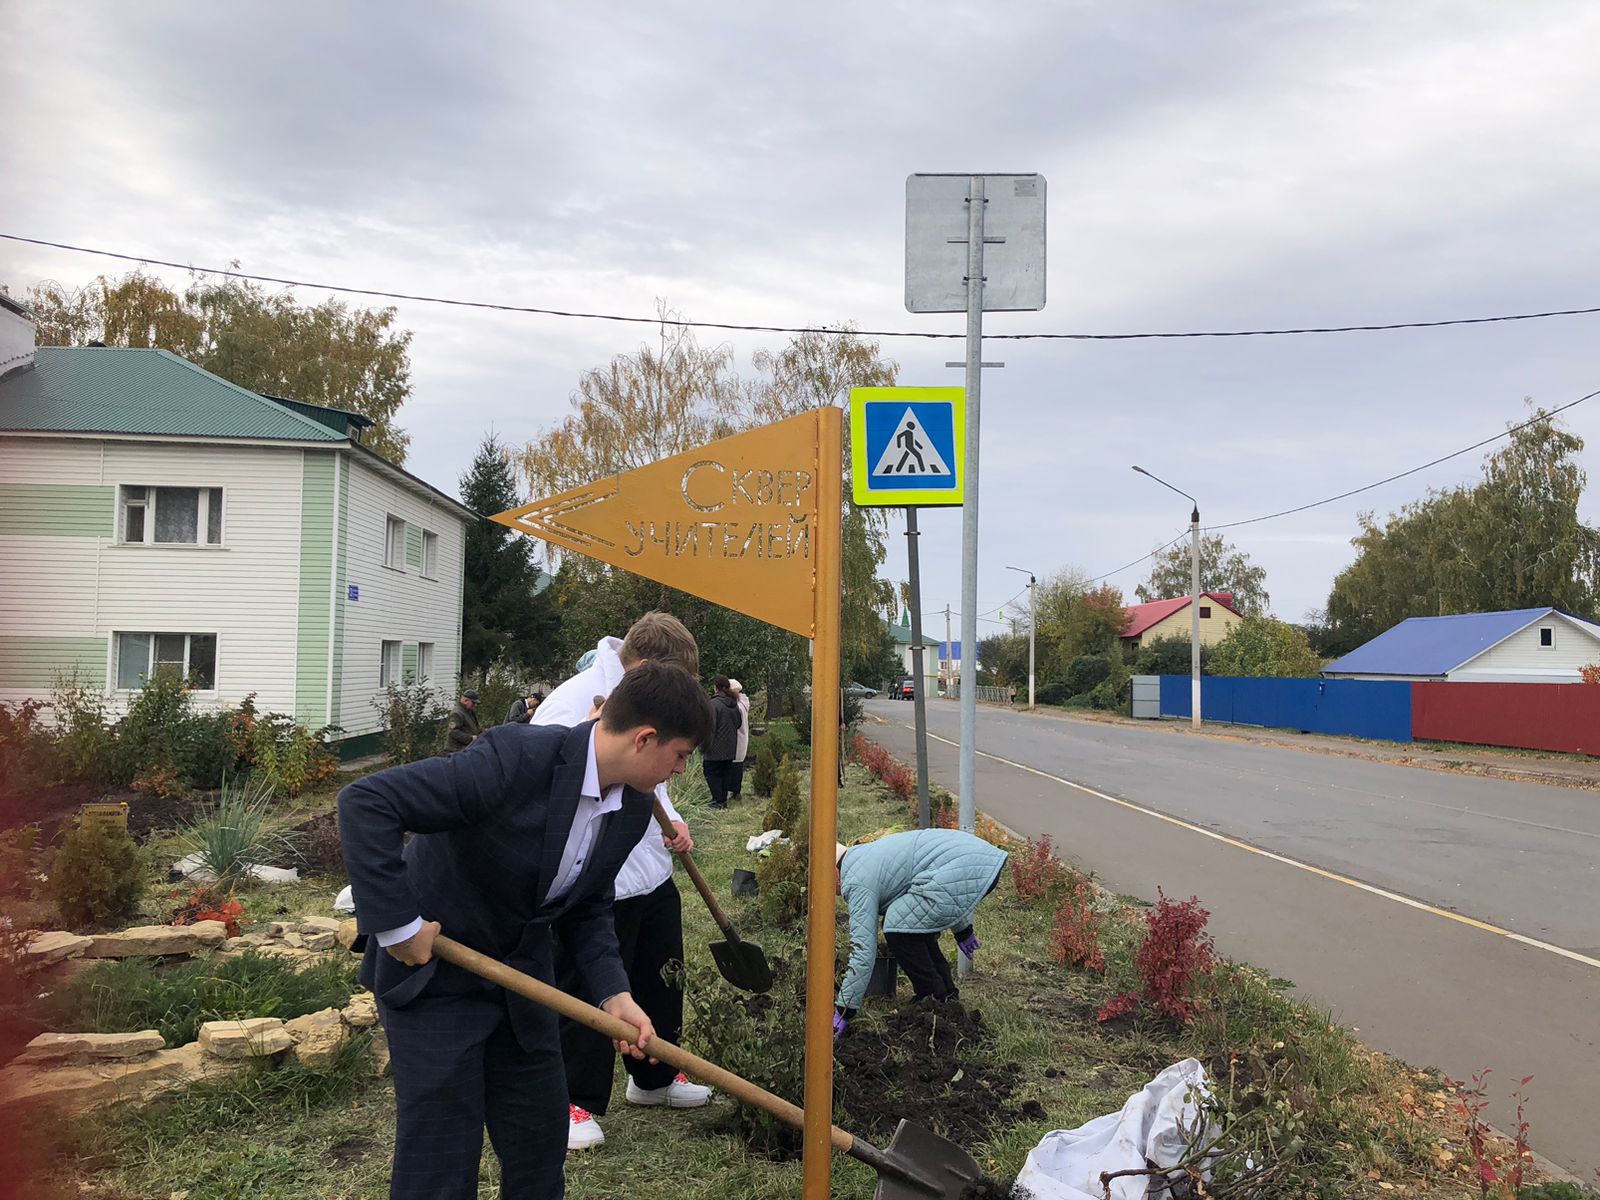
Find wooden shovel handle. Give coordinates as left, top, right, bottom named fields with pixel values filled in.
left=431, top=934, right=851, bottom=1154
left=651, top=796, right=740, bottom=944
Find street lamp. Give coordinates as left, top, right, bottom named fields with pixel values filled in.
left=1132, top=466, right=1202, bottom=729
left=1005, top=565, right=1036, bottom=708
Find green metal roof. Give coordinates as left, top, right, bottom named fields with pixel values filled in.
left=0, top=347, right=344, bottom=442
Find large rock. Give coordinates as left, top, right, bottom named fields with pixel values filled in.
left=340, top=991, right=378, bottom=1029
left=86, top=921, right=228, bottom=958
left=370, top=1028, right=391, bottom=1077
left=18, top=1031, right=164, bottom=1063
left=298, top=916, right=343, bottom=935
left=284, top=1009, right=347, bottom=1067
left=25, top=931, right=94, bottom=964
left=198, top=1018, right=293, bottom=1060
left=0, top=1042, right=232, bottom=1111
left=303, top=931, right=337, bottom=952
left=336, top=919, right=360, bottom=951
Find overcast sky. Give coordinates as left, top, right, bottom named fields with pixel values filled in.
left=5, top=2, right=1599, bottom=637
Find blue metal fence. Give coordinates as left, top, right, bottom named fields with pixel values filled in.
left=1156, top=676, right=1413, bottom=743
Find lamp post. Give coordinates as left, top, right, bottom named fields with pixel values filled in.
left=1006, top=565, right=1036, bottom=707
left=1132, top=466, right=1202, bottom=729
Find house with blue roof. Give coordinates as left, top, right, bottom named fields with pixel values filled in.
left=1323, top=607, right=1600, bottom=684
left=0, top=295, right=475, bottom=754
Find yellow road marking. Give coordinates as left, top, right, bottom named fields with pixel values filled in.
left=916, top=728, right=1600, bottom=972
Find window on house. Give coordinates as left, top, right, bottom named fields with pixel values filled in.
left=380, top=640, right=401, bottom=687
left=385, top=516, right=406, bottom=568
left=417, top=642, right=434, bottom=683
left=120, top=486, right=223, bottom=545
left=1199, top=606, right=1212, bottom=619
left=422, top=530, right=439, bottom=579
left=1539, top=626, right=1554, bottom=648
left=115, top=632, right=216, bottom=690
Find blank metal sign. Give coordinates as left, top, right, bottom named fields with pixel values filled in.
left=905, top=173, right=1047, bottom=314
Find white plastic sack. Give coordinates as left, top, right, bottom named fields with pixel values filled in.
left=745, top=829, right=789, bottom=852
left=1016, top=1059, right=1214, bottom=1200
left=172, top=853, right=300, bottom=885
left=333, top=885, right=356, bottom=913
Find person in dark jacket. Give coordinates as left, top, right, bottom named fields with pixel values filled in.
left=338, top=662, right=714, bottom=1200
left=445, top=689, right=480, bottom=751
left=506, top=691, right=544, bottom=725
left=702, top=676, right=742, bottom=809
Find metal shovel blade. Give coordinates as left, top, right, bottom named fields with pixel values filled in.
left=710, top=935, right=773, bottom=993
left=869, top=1118, right=983, bottom=1200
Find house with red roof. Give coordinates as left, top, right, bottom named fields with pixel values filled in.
left=1120, top=592, right=1243, bottom=650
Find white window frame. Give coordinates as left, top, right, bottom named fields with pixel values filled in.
left=385, top=515, right=406, bottom=570
left=119, top=485, right=225, bottom=547
left=417, top=641, right=435, bottom=684
left=380, top=640, right=402, bottom=687
left=421, top=530, right=439, bottom=579
left=114, top=631, right=219, bottom=692
left=1538, top=626, right=1555, bottom=649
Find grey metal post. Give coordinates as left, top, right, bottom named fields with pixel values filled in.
left=1028, top=574, right=1037, bottom=707
left=944, top=605, right=953, bottom=695
left=905, top=507, right=932, bottom=828
left=1189, top=505, right=1201, bottom=729
left=958, top=174, right=985, bottom=847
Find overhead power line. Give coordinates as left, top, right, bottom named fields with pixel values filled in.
left=6, top=232, right=1600, bottom=342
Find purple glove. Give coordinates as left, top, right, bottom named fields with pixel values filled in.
left=958, top=932, right=980, bottom=961
left=832, top=1010, right=847, bottom=1040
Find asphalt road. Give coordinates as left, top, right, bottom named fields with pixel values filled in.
left=863, top=698, right=1600, bottom=1175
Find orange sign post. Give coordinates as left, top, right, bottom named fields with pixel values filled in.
left=492, top=406, right=844, bottom=1199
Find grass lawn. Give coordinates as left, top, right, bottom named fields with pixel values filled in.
left=28, top=724, right=1514, bottom=1199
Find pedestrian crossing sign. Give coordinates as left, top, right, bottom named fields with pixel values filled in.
left=849, top=387, right=966, bottom=507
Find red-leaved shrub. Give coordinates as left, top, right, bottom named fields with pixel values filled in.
left=1099, top=888, right=1215, bottom=1024
left=1050, top=878, right=1105, bottom=971
left=1009, top=835, right=1067, bottom=905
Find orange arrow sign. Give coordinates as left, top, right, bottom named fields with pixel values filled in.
left=491, top=408, right=832, bottom=638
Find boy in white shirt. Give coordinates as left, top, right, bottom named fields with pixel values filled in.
left=535, top=612, right=713, bottom=1149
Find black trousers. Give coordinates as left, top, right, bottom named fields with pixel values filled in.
left=729, top=759, right=747, bottom=799
left=380, top=990, right=566, bottom=1200
left=556, top=878, right=684, bottom=1115
left=703, top=758, right=734, bottom=807
left=885, top=931, right=959, bottom=1002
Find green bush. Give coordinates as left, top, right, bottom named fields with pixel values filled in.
left=1065, top=654, right=1112, bottom=697
left=792, top=687, right=861, bottom=746
left=1134, top=634, right=1212, bottom=678
left=1035, top=679, right=1074, bottom=706
left=374, top=680, right=445, bottom=764
left=754, top=838, right=808, bottom=928
left=177, top=775, right=295, bottom=888
left=762, top=754, right=804, bottom=837
left=0, top=699, right=55, bottom=791
left=51, top=673, right=118, bottom=782
left=42, top=948, right=360, bottom=1046
left=244, top=709, right=339, bottom=797
left=48, top=820, right=146, bottom=929
left=1087, top=679, right=1124, bottom=712
left=750, top=740, right=779, bottom=798
left=469, top=660, right=536, bottom=731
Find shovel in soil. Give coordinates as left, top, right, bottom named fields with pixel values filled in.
left=432, top=934, right=981, bottom=1200
left=652, top=797, right=773, bottom=993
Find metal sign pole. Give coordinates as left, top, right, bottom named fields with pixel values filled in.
left=801, top=407, right=843, bottom=1200
left=958, top=174, right=986, bottom=862
left=906, top=507, right=932, bottom=828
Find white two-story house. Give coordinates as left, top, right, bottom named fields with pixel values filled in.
left=0, top=295, right=474, bottom=756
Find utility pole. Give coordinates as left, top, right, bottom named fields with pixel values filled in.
left=944, top=604, right=953, bottom=697
left=1132, top=465, right=1203, bottom=728
left=1006, top=565, right=1036, bottom=707
left=905, top=510, right=932, bottom=828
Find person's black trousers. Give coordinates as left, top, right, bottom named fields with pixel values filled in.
left=884, top=931, right=958, bottom=1001
left=728, top=758, right=747, bottom=800
left=557, top=878, right=684, bottom=1115
left=703, top=758, right=734, bottom=807
left=380, top=989, right=566, bottom=1200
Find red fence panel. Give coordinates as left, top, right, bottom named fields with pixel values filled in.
left=1411, top=681, right=1600, bottom=756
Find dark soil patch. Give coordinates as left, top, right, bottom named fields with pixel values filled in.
left=960, top=1179, right=1028, bottom=1200
left=0, top=781, right=102, bottom=842
left=126, top=788, right=207, bottom=842
left=322, top=1135, right=378, bottom=1166
left=835, top=998, right=1041, bottom=1150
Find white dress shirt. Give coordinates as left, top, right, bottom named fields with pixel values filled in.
left=375, top=725, right=623, bottom=947
left=532, top=636, right=682, bottom=902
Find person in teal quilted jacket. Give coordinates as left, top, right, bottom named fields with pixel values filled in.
left=832, top=829, right=1008, bottom=1037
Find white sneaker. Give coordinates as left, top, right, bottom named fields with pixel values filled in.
left=568, top=1104, right=605, bottom=1150
left=625, top=1072, right=712, bottom=1108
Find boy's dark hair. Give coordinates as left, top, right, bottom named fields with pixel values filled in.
left=713, top=674, right=731, bottom=693
left=601, top=661, right=714, bottom=747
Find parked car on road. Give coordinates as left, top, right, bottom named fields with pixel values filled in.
left=891, top=676, right=915, bottom=699
left=844, top=681, right=878, bottom=699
